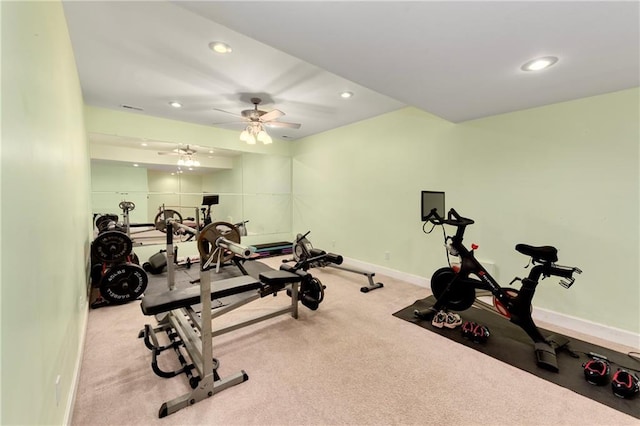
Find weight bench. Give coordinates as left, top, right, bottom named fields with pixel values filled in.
left=141, top=275, right=262, bottom=316
left=139, top=266, right=304, bottom=418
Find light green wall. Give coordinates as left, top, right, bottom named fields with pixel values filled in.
left=292, top=88, right=639, bottom=334
left=91, top=164, right=149, bottom=224
left=242, top=153, right=292, bottom=237
left=1, top=2, right=92, bottom=425
left=202, top=156, right=244, bottom=224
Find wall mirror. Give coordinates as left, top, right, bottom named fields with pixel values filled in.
left=89, top=133, right=292, bottom=251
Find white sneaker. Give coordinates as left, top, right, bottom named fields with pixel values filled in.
left=444, top=312, right=462, bottom=329
left=431, top=310, right=447, bottom=328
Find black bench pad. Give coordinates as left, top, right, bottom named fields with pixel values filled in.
left=259, top=269, right=302, bottom=286
left=141, top=275, right=261, bottom=316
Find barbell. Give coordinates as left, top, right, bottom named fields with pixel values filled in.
left=197, top=221, right=254, bottom=266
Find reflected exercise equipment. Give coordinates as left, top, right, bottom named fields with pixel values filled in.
left=90, top=226, right=148, bottom=308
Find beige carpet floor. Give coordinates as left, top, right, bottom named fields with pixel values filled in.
left=71, top=256, right=638, bottom=425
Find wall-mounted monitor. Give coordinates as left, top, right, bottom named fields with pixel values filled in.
left=202, top=194, right=219, bottom=206
left=421, top=191, right=445, bottom=221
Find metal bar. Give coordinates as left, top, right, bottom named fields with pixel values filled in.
left=159, top=370, right=247, bottom=418
left=183, top=306, right=202, bottom=333
left=166, top=225, right=175, bottom=291
left=209, top=292, right=261, bottom=320
left=168, top=310, right=204, bottom=376
left=200, top=268, right=214, bottom=382
left=216, top=237, right=254, bottom=258
left=212, top=306, right=294, bottom=337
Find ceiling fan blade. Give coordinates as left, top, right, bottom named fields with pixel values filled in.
left=259, top=109, right=285, bottom=122
left=212, top=120, right=248, bottom=126
left=212, top=108, right=243, bottom=118
left=264, top=121, right=301, bottom=129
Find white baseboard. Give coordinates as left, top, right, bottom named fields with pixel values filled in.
left=342, top=257, right=640, bottom=349
left=64, top=304, right=89, bottom=426
left=532, top=307, right=639, bottom=349
left=342, top=256, right=430, bottom=288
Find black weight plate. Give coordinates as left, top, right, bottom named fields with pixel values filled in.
left=92, top=231, right=133, bottom=263
left=430, top=267, right=476, bottom=311
left=100, top=263, right=148, bottom=304
left=95, top=214, right=119, bottom=232
left=154, top=209, right=183, bottom=233
left=300, top=276, right=325, bottom=310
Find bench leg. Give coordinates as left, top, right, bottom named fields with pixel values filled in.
left=159, top=370, right=248, bottom=418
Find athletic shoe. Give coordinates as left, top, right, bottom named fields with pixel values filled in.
left=444, top=312, right=462, bottom=329
left=471, top=324, right=490, bottom=343
left=461, top=321, right=476, bottom=339
left=461, top=321, right=490, bottom=343
left=431, top=310, right=448, bottom=328
left=583, top=358, right=610, bottom=386
left=611, top=369, right=639, bottom=398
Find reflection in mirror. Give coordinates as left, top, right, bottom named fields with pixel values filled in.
left=89, top=133, right=293, bottom=254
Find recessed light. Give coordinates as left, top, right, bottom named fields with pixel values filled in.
left=133, top=164, right=139, bottom=167
left=340, top=91, right=354, bottom=99
left=521, top=56, right=559, bottom=71
left=209, top=150, right=214, bottom=154
left=141, top=142, right=148, bottom=147
left=209, top=42, right=232, bottom=54
left=169, top=101, right=182, bottom=108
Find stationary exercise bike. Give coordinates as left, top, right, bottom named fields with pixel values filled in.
left=414, top=207, right=582, bottom=372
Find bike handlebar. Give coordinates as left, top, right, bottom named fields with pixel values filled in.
left=426, top=208, right=475, bottom=227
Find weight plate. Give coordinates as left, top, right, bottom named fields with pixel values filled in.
left=95, top=214, right=119, bottom=232
left=100, top=263, right=148, bottom=304
left=119, top=201, right=135, bottom=212
left=92, top=231, right=133, bottom=263
left=197, top=221, right=241, bottom=264
left=300, top=276, right=325, bottom=310
left=154, top=209, right=183, bottom=233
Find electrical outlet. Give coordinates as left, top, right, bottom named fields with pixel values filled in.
left=55, top=375, right=61, bottom=406
left=384, top=251, right=391, bottom=261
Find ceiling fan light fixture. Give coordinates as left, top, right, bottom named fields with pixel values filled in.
left=257, top=130, right=272, bottom=144
left=521, top=56, right=559, bottom=71
left=209, top=41, right=232, bottom=54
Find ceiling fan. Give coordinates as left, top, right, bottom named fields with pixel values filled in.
left=157, top=144, right=201, bottom=167
left=214, top=98, right=301, bottom=144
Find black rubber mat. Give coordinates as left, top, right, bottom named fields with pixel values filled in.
left=394, top=297, right=640, bottom=419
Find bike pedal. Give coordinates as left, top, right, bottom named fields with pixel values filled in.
left=559, top=277, right=575, bottom=289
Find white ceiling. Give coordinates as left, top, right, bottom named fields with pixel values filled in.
left=63, top=1, right=639, bottom=144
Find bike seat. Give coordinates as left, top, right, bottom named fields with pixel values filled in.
left=515, top=244, right=558, bottom=262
